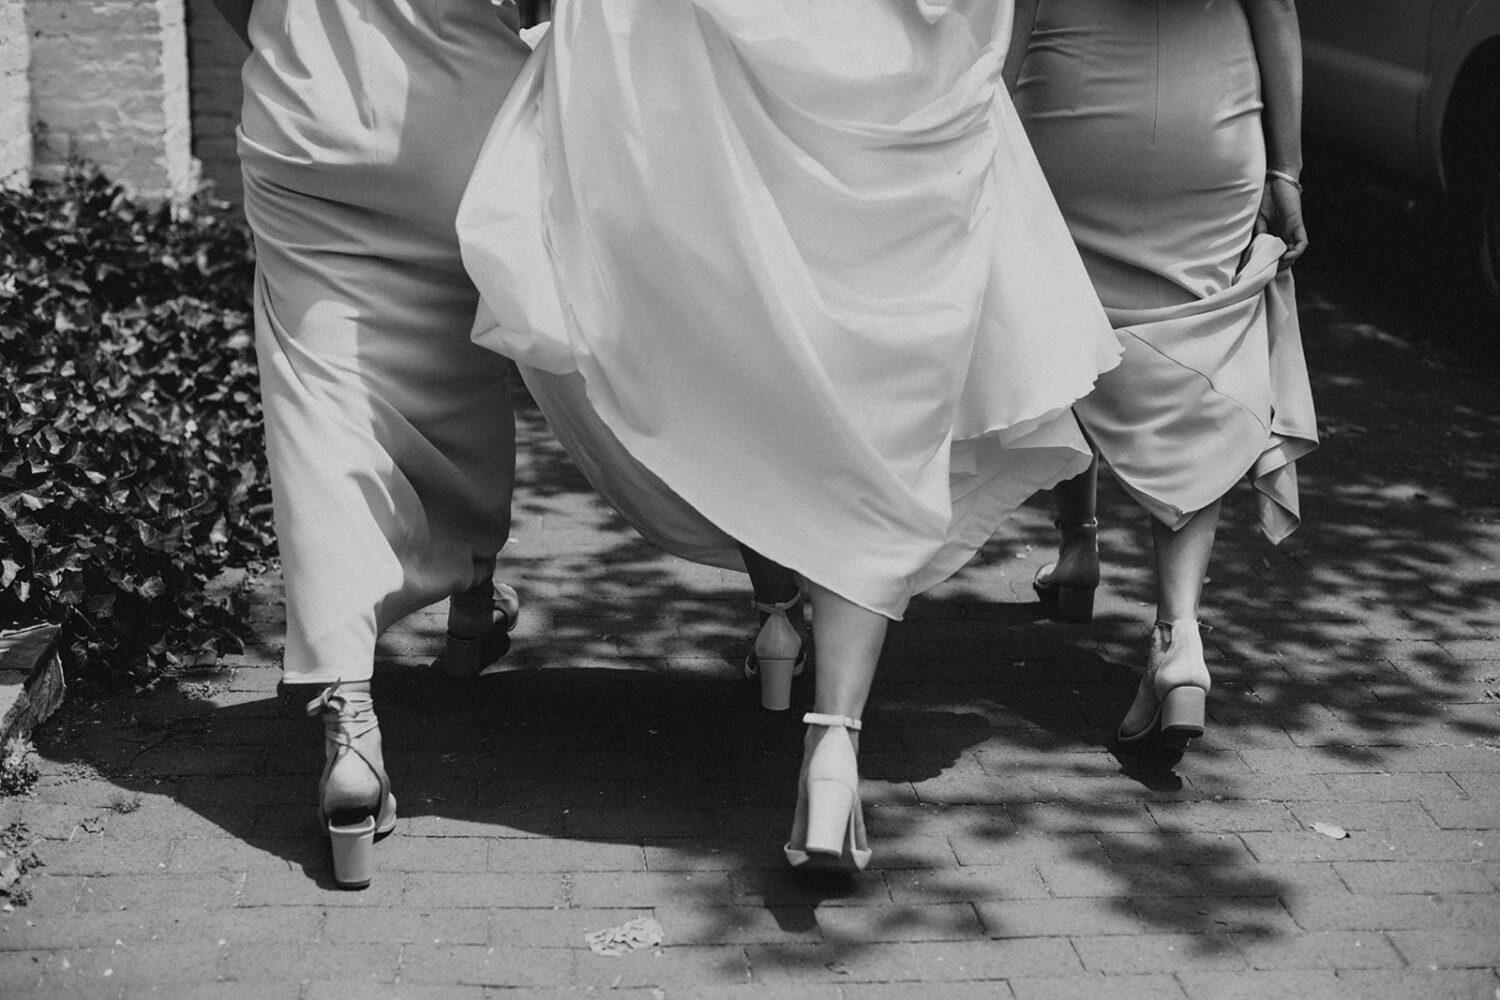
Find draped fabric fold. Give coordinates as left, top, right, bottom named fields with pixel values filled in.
left=1079, top=236, right=1319, bottom=541
left=459, top=0, right=1122, bottom=617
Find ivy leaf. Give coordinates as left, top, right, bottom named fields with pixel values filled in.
left=1, top=165, right=269, bottom=687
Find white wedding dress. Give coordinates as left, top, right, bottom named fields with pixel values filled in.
left=457, top=0, right=1121, bottom=617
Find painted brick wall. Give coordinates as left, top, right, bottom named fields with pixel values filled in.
left=27, top=0, right=195, bottom=200
left=0, top=0, right=32, bottom=186
left=186, top=0, right=242, bottom=205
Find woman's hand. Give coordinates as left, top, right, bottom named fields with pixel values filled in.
left=1256, top=174, right=1309, bottom=270
left=1244, top=0, right=1306, bottom=271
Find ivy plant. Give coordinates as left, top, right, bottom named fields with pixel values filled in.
left=1, top=166, right=275, bottom=688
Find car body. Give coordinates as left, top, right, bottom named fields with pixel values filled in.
left=1301, top=0, right=1500, bottom=299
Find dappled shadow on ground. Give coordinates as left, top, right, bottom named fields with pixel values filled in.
left=29, top=215, right=1500, bottom=976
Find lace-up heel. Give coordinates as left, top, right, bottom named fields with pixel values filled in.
left=1033, top=518, right=1100, bottom=622
left=439, top=581, right=521, bottom=678
left=307, top=682, right=397, bottom=888
left=784, top=713, right=871, bottom=872
left=744, top=593, right=806, bottom=711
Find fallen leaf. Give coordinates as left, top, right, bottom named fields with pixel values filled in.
left=1311, top=821, right=1349, bottom=840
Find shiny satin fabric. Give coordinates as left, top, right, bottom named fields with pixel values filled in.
left=458, top=0, right=1122, bottom=617
left=1014, top=0, right=1318, bottom=541
left=238, top=0, right=531, bottom=681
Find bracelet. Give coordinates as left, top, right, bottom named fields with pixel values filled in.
left=1266, top=168, right=1303, bottom=192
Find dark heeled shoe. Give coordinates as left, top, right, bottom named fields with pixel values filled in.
left=307, top=682, right=397, bottom=889
left=438, top=582, right=521, bottom=678
left=1033, top=518, right=1100, bottom=623
left=744, top=593, right=806, bottom=711
left=1116, top=619, right=1212, bottom=749
left=784, top=713, right=871, bottom=872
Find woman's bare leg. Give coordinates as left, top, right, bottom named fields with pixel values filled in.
left=1053, top=455, right=1098, bottom=527
left=738, top=544, right=801, bottom=606
left=1036, top=455, right=1101, bottom=620
left=783, top=582, right=887, bottom=869
left=1118, top=500, right=1220, bottom=739
left=806, top=582, right=886, bottom=723
left=1151, top=500, right=1220, bottom=626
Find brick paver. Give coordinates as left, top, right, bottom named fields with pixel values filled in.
left=3, top=237, right=1499, bottom=997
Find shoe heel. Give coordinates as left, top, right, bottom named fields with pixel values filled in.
left=803, top=779, right=855, bottom=856
left=441, top=634, right=480, bottom=679
left=1055, top=585, right=1095, bottom=623
left=758, top=656, right=796, bottom=711
left=750, top=609, right=802, bottom=711
left=327, top=813, right=377, bottom=889
left=441, top=585, right=519, bottom=678
left=1159, top=686, right=1206, bottom=739
left=440, top=630, right=512, bottom=679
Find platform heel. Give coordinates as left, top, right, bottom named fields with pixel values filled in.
left=1116, top=619, right=1212, bottom=749
left=439, top=581, right=521, bottom=679
left=307, top=681, right=397, bottom=889
left=744, top=593, right=806, bottom=711
left=1033, top=518, right=1101, bottom=623
left=784, top=713, right=871, bottom=872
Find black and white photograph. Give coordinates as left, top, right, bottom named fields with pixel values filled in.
left=1, top=0, right=1497, bottom=995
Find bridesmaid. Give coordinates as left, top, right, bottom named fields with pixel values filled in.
left=1008, top=0, right=1318, bottom=749
left=211, top=0, right=530, bottom=887
left=459, top=0, right=1122, bottom=870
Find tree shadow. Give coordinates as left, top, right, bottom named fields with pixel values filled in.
left=26, top=236, right=1500, bottom=981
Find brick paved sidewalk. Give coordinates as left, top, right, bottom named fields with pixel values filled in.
left=2, top=268, right=1499, bottom=998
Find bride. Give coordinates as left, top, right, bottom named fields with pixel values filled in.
left=460, top=0, right=1121, bottom=871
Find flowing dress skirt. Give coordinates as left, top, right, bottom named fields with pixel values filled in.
left=458, top=0, right=1123, bottom=617
left=1013, top=0, right=1318, bottom=541
left=238, top=1, right=531, bottom=681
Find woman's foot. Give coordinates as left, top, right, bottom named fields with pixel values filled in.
left=1116, top=619, right=1212, bottom=748
left=1033, top=518, right=1100, bottom=622
left=439, top=581, right=521, bottom=678
left=307, top=681, right=397, bottom=889
left=784, top=713, right=871, bottom=872
left=745, top=593, right=807, bottom=711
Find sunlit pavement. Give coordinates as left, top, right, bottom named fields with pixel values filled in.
left=3, top=184, right=1498, bottom=998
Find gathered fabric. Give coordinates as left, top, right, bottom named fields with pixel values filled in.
left=459, top=0, right=1122, bottom=617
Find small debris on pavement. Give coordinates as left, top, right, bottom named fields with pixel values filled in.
left=0, top=823, right=42, bottom=909
left=585, top=916, right=664, bottom=956
left=1311, top=821, right=1349, bottom=840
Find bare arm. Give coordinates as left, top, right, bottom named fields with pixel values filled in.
left=210, top=0, right=253, bottom=47
left=1243, top=0, right=1308, bottom=267
left=1002, top=0, right=1039, bottom=93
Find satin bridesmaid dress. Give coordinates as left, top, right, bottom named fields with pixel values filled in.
left=238, top=0, right=532, bottom=682
left=1013, top=0, right=1318, bottom=542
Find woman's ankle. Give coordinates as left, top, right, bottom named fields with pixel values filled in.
left=1148, top=620, right=1210, bottom=690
